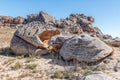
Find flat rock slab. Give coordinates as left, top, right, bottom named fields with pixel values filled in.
left=81, top=74, right=116, bottom=80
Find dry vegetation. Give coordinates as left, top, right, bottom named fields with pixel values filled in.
left=0, top=28, right=16, bottom=49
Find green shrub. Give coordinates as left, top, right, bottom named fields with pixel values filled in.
left=54, top=71, right=64, bottom=79
left=11, top=62, right=22, bottom=70
left=26, top=64, right=37, bottom=70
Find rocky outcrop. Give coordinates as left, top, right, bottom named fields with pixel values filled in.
left=94, top=27, right=104, bottom=40
left=11, top=21, right=60, bottom=55
left=13, top=16, right=25, bottom=24
left=103, top=34, right=112, bottom=39
left=10, top=11, right=114, bottom=62
left=55, top=14, right=96, bottom=35
left=60, top=33, right=113, bottom=62
left=26, top=11, right=55, bottom=24
left=0, top=16, right=25, bottom=28
left=104, top=37, right=120, bottom=47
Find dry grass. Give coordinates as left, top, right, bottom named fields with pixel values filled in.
left=11, top=62, right=22, bottom=70
left=0, top=28, right=15, bottom=34
left=0, top=28, right=16, bottom=49
left=26, top=64, right=37, bottom=70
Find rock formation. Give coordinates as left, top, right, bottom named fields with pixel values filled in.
left=10, top=11, right=116, bottom=62
left=60, top=33, right=113, bottom=62
left=0, top=16, right=25, bottom=28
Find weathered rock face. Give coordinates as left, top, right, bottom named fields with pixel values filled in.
left=39, top=11, right=55, bottom=23
left=0, top=16, right=25, bottom=28
left=11, top=21, right=60, bottom=55
left=81, top=74, right=116, bottom=80
left=55, top=14, right=96, bottom=35
left=11, top=35, right=49, bottom=55
left=94, top=27, right=104, bottom=40
left=103, top=34, right=112, bottom=39
left=26, top=11, right=55, bottom=24
left=60, top=33, right=113, bottom=62
left=69, top=24, right=83, bottom=34
left=26, top=14, right=39, bottom=23
left=10, top=11, right=115, bottom=63
left=13, top=16, right=25, bottom=24
left=48, top=35, right=69, bottom=51
left=104, top=37, right=120, bottom=47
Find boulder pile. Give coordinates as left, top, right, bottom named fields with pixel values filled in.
left=11, top=11, right=115, bottom=62
left=0, top=16, right=25, bottom=28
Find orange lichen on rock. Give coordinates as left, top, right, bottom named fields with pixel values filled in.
left=39, top=30, right=60, bottom=51
left=39, top=30, right=60, bottom=41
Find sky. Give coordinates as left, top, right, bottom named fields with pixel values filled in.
left=0, top=0, right=120, bottom=38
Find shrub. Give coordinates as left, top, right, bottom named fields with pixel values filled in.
left=11, top=62, right=22, bottom=70
left=54, top=71, right=64, bottom=79
left=26, top=64, right=37, bottom=70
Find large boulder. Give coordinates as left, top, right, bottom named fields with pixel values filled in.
left=81, top=74, right=116, bottom=80
left=11, top=36, right=49, bottom=55
left=60, top=33, right=113, bottom=62
left=10, top=21, right=60, bottom=55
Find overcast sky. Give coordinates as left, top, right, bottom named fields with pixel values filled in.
left=0, top=0, right=120, bottom=37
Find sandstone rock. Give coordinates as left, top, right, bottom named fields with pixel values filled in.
left=81, top=74, right=116, bottom=80
left=48, top=35, right=69, bottom=50
left=104, top=37, right=120, bottom=47
left=69, top=24, right=83, bottom=34
left=55, top=20, right=67, bottom=28
left=26, top=14, right=39, bottom=23
left=10, top=36, right=49, bottom=55
left=103, top=34, right=112, bottom=39
left=87, top=16, right=94, bottom=23
left=0, top=16, right=25, bottom=28
left=82, top=25, right=96, bottom=35
left=1, top=16, right=13, bottom=24
left=26, top=11, right=55, bottom=24
left=60, top=33, right=113, bottom=62
left=94, top=27, right=104, bottom=39
left=13, top=16, right=25, bottom=24
left=39, top=11, right=55, bottom=23
left=11, top=21, right=60, bottom=54
left=10, top=36, right=37, bottom=55
left=55, top=13, right=96, bottom=35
